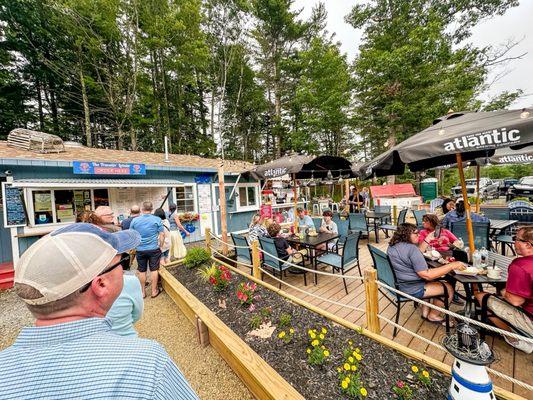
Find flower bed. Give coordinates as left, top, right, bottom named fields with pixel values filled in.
left=170, top=264, right=449, bottom=399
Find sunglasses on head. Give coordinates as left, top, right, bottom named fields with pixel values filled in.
left=512, top=235, right=532, bottom=245
left=79, top=254, right=130, bottom=293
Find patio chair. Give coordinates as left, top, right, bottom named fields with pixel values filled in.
left=379, top=208, right=408, bottom=236
left=367, top=245, right=450, bottom=337
left=451, top=221, right=491, bottom=250
left=479, top=293, right=533, bottom=340
left=230, top=233, right=253, bottom=274
left=258, top=237, right=307, bottom=288
left=316, top=232, right=361, bottom=294
left=374, top=205, right=391, bottom=224
left=349, top=212, right=370, bottom=238
left=412, top=209, right=427, bottom=229
left=430, top=198, right=444, bottom=213
left=312, top=217, right=322, bottom=231
left=480, top=207, right=510, bottom=220
left=333, top=215, right=350, bottom=252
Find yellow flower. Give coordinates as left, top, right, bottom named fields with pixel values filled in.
left=323, top=350, right=330, bottom=357
left=348, top=356, right=354, bottom=363
left=352, top=351, right=358, bottom=357
left=310, top=332, right=316, bottom=339
left=278, top=331, right=286, bottom=338
left=321, top=345, right=325, bottom=349
left=348, top=340, right=353, bottom=345
left=351, top=365, right=357, bottom=371
left=345, top=377, right=350, bottom=383
left=321, top=327, right=327, bottom=334
left=355, top=353, right=362, bottom=361
left=422, top=370, right=430, bottom=378
left=360, top=387, right=368, bottom=397
left=337, top=367, right=342, bottom=373
left=319, top=334, right=325, bottom=340
left=308, top=329, right=313, bottom=335
left=343, top=363, right=350, bottom=371
left=289, top=328, right=294, bottom=334
left=411, top=365, right=419, bottom=373
left=355, top=347, right=361, bottom=353
left=311, top=339, right=319, bottom=347
left=306, top=348, right=311, bottom=354
left=341, top=380, right=348, bottom=389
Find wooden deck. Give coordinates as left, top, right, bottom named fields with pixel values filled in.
left=224, top=233, right=532, bottom=399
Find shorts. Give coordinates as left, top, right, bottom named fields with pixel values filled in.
left=161, top=249, right=169, bottom=258
left=136, top=249, right=162, bottom=272
left=488, top=296, right=533, bottom=336
left=411, top=287, right=426, bottom=299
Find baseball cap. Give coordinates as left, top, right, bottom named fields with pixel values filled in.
left=350, top=186, right=355, bottom=190
left=15, top=223, right=141, bottom=305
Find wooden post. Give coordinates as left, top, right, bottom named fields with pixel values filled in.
left=392, top=204, right=398, bottom=225
left=293, top=173, right=298, bottom=230
left=456, top=153, right=476, bottom=254
left=251, top=239, right=261, bottom=280
left=195, top=316, right=210, bottom=347
left=205, top=227, right=212, bottom=254
left=355, top=178, right=361, bottom=211
left=218, top=164, right=229, bottom=255
left=364, top=269, right=380, bottom=334
left=475, top=165, right=481, bottom=213
left=344, top=179, right=350, bottom=212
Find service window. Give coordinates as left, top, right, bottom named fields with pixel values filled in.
left=175, top=186, right=195, bottom=212
left=237, top=185, right=258, bottom=210
left=94, top=189, right=109, bottom=208
left=54, top=190, right=76, bottom=223
left=32, top=190, right=53, bottom=225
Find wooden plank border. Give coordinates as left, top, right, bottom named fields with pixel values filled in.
left=159, top=267, right=304, bottom=400
left=208, top=255, right=526, bottom=400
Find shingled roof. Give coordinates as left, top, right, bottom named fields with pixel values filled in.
left=0, top=141, right=252, bottom=173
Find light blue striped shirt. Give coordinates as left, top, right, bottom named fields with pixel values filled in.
left=0, top=318, right=198, bottom=400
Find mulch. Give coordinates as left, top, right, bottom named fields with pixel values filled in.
left=170, top=264, right=450, bottom=400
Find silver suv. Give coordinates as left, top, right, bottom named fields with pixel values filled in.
left=451, top=178, right=499, bottom=199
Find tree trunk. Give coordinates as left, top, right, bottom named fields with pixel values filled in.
left=36, top=78, right=45, bottom=130
left=79, top=64, right=92, bottom=147
left=386, top=129, right=397, bottom=184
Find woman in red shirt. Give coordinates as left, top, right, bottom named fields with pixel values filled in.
left=418, top=214, right=458, bottom=252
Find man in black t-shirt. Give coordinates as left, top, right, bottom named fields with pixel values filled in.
left=348, top=187, right=364, bottom=213
left=267, top=223, right=301, bottom=261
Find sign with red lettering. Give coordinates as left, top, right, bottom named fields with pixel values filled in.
left=73, top=161, right=146, bottom=175
left=260, top=204, right=272, bottom=219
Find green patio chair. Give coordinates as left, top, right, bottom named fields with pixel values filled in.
left=348, top=212, right=370, bottom=238
left=451, top=221, right=491, bottom=250
left=316, top=232, right=361, bottom=294
left=230, top=233, right=252, bottom=274
left=258, top=236, right=307, bottom=288
left=379, top=208, right=408, bottom=237
left=412, top=209, right=427, bottom=229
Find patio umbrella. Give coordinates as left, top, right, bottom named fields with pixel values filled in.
left=356, top=108, right=533, bottom=252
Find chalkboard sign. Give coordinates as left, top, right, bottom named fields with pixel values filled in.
left=2, top=183, right=28, bottom=227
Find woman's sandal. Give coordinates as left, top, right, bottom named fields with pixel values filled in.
left=151, top=289, right=161, bottom=298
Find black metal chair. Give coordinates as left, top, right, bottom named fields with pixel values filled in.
left=368, top=244, right=451, bottom=337
left=230, top=233, right=253, bottom=274
left=480, top=294, right=533, bottom=340
left=258, top=236, right=307, bottom=288
left=379, top=208, right=408, bottom=236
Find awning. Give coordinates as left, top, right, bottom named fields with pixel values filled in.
left=10, top=178, right=183, bottom=188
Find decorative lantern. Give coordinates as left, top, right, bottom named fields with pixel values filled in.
left=442, top=323, right=495, bottom=400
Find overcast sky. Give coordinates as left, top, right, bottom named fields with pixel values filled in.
left=294, top=0, right=533, bottom=108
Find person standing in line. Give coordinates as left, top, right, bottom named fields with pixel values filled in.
left=121, top=205, right=141, bottom=230
left=348, top=187, right=364, bottom=213
left=0, top=223, right=198, bottom=400
left=130, top=201, right=164, bottom=298
left=106, top=252, right=144, bottom=337
left=154, top=208, right=172, bottom=265
left=362, top=187, right=370, bottom=209
left=95, top=206, right=121, bottom=232
left=166, top=203, right=188, bottom=260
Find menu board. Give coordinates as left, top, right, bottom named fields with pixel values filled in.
left=2, top=183, right=27, bottom=227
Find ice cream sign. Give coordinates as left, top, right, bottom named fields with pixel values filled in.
left=73, top=161, right=146, bottom=175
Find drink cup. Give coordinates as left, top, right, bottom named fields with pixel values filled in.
left=487, top=267, right=501, bottom=279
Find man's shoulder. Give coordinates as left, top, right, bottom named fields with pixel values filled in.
left=510, top=256, right=533, bottom=273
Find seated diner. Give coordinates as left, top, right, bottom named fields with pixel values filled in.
left=474, top=226, right=533, bottom=354
left=267, top=222, right=304, bottom=263
left=442, top=200, right=488, bottom=229
left=296, top=206, right=314, bottom=228
left=317, top=210, right=338, bottom=251
left=248, top=214, right=268, bottom=243
left=418, top=214, right=459, bottom=252
left=435, top=198, right=455, bottom=221
left=387, top=223, right=465, bottom=325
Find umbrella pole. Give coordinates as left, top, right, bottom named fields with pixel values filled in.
left=456, top=153, right=475, bottom=255
left=475, top=165, right=481, bottom=213
left=293, top=173, right=298, bottom=231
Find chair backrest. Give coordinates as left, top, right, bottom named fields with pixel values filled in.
left=312, top=217, right=322, bottom=230
left=374, top=205, right=391, bottom=214
left=397, top=208, right=408, bottom=225
left=480, top=207, right=510, bottom=220
left=336, top=217, right=350, bottom=237
left=509, top=205, right=533, bottom=223
left=258, top=237, right=283, bottom=271
left=487, top=251, right=512, bottom=279
left=451, top=221, right=491, bottom=250
left=430, top=198, right=444, bottom=213
left=367, top=244, right=398, bottom=291
left=231, top=233, right=251, bottom=262
left=413, top=209, right=427, bottom=226
left=342, top=232, right=361, bottom=267
left=349, top=213, right=368, bottom=231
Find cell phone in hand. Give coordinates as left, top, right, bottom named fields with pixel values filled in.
left=434, top=225, right=441, bottom=238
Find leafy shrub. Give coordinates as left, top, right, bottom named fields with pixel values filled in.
left=198, top=264, right=231, bottom=291
left=249, top=314, right=262, bottom=330
left=184, top=247, right=211, bottom=269
left=278, top=313, right=292, bottom=328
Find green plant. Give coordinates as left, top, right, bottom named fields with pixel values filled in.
left=260, top=306, right=273, bottom=319
left=392, top=380, right=413, bottom=400
left=184, top=247, right=211, bottom=269
left=236, top=282, right=259, bottom=311
left=277, top=327, right=295, bottom=344
left=411, top=365, right=432, bottom=388
left=278, top=313, right=292, bottom=328
left=306, top=327, right=330, bottom=366
left=337, top=341, right=366, bottom=398
left=249, top=314, right=262, bottom=330
left=198, top=264, right=231, bottom=291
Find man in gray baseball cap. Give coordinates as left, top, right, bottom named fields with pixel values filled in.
left=0, top=223, right=198, bottom=400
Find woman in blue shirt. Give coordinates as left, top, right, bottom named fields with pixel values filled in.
left=442, top=200, right=489, bottom=229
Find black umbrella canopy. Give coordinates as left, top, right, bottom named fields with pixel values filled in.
left=358, top=108, right=533, bottom=178
left=475, top=145, right=533, bottom=166
left=243, top=154, right=355, bottom=180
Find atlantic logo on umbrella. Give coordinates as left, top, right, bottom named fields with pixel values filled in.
left=498, top=154, right=533, bottom=164
left=264, top=167, right=288, bottom=178
left=443, top=128, right=520, bottom=151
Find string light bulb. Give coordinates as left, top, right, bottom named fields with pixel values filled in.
left=520, top=109, right=530, bottom=119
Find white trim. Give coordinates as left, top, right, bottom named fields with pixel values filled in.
left=235, top=182, right=260, bottom=212
left=174, top=183, right=197, bottom=213
left=10, top=227, right=19, bottom=265
left=11, top=180, right=183, bottom=188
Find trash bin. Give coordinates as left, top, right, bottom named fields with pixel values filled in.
left=420, top=178, right=438, bottom=202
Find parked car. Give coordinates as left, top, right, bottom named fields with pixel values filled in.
left=507, top=176, right=533, bottom=201
left=451, top=178, right=499, bottom=200
left=498, top=178, right=518, bottom=196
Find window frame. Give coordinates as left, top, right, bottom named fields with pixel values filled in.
left=235, top=182, right=259, bottom=212
left=172, top=184, right=197, bottom=214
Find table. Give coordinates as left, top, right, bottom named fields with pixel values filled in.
left=365, top=211, right=390, bottom=243
left=287, top=232, right=339, bottom=284
left=490, top=219, right=518, bottom=254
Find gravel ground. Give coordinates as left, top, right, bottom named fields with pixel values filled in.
left=0, top=286, right=253, bottom=400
